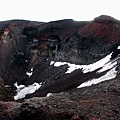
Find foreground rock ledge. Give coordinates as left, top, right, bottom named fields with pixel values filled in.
left=0, top=78, right=120, bottom=120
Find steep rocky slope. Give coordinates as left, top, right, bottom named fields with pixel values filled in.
left=0, top=15, right=120, bottom=119
left=0, top=15, right=120, bottom=98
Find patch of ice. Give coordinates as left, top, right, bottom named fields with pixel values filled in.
left=14, top=82, right=42, bottom=100
left=54, top=61, right=68, bottom=67
left=50, top=53, right=113, bottom=74
left=49, top=52, right=118, bottom=90
left=97, top=60, right=117, bottom=73
left=77, top=67, right=117, bottom=88
left=82, top=53, right=112, bottom=73
left=117, top=46, right=120, bottom=49
left=26, top=67, right=34, bottom=77
left=65, top=64, right=82, bottom=74
left=25, top=60, right=28, bottom=62
left=14, top=82, right=25, bottom=90
left=50, top=61, right=55, bottom=65
left=47, top=93, right=53, bottom=97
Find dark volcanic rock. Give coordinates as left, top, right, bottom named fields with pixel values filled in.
left=0, top=15, right=120, bottom=119
left=0, top=15, right=120, bottom=98
left=0, top=79, right=119, bottom=120
left=0, top=77, right=13, bottom=101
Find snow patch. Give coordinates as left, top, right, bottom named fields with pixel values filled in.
left=14, top=82, right=25, bottom=90
left=117, top=46, right=120, bottom=49
left=47, top=93, right=53, bottom=97
left=77, top=67, right=117, bottom=88
left=14, top=82, right=42, bottom=100
left=50, top=61, right=55, bottom=65
left=54, top=62, right=68, bottom=67
left=97, top=60, right=117, bottom=73
left=50, top=53, right=113, bottom=74
left=26, top=67, right=34, bottom=77
left=50, top=52, right=118, bottom=89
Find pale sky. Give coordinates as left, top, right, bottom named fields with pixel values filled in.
left=1, top=0, right=120, bottom=22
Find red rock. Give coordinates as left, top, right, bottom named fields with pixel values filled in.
left=78, top=15, right=120, bottom=43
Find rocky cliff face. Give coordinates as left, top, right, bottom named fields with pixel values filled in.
left=0, top=15, right=120, bottom=119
